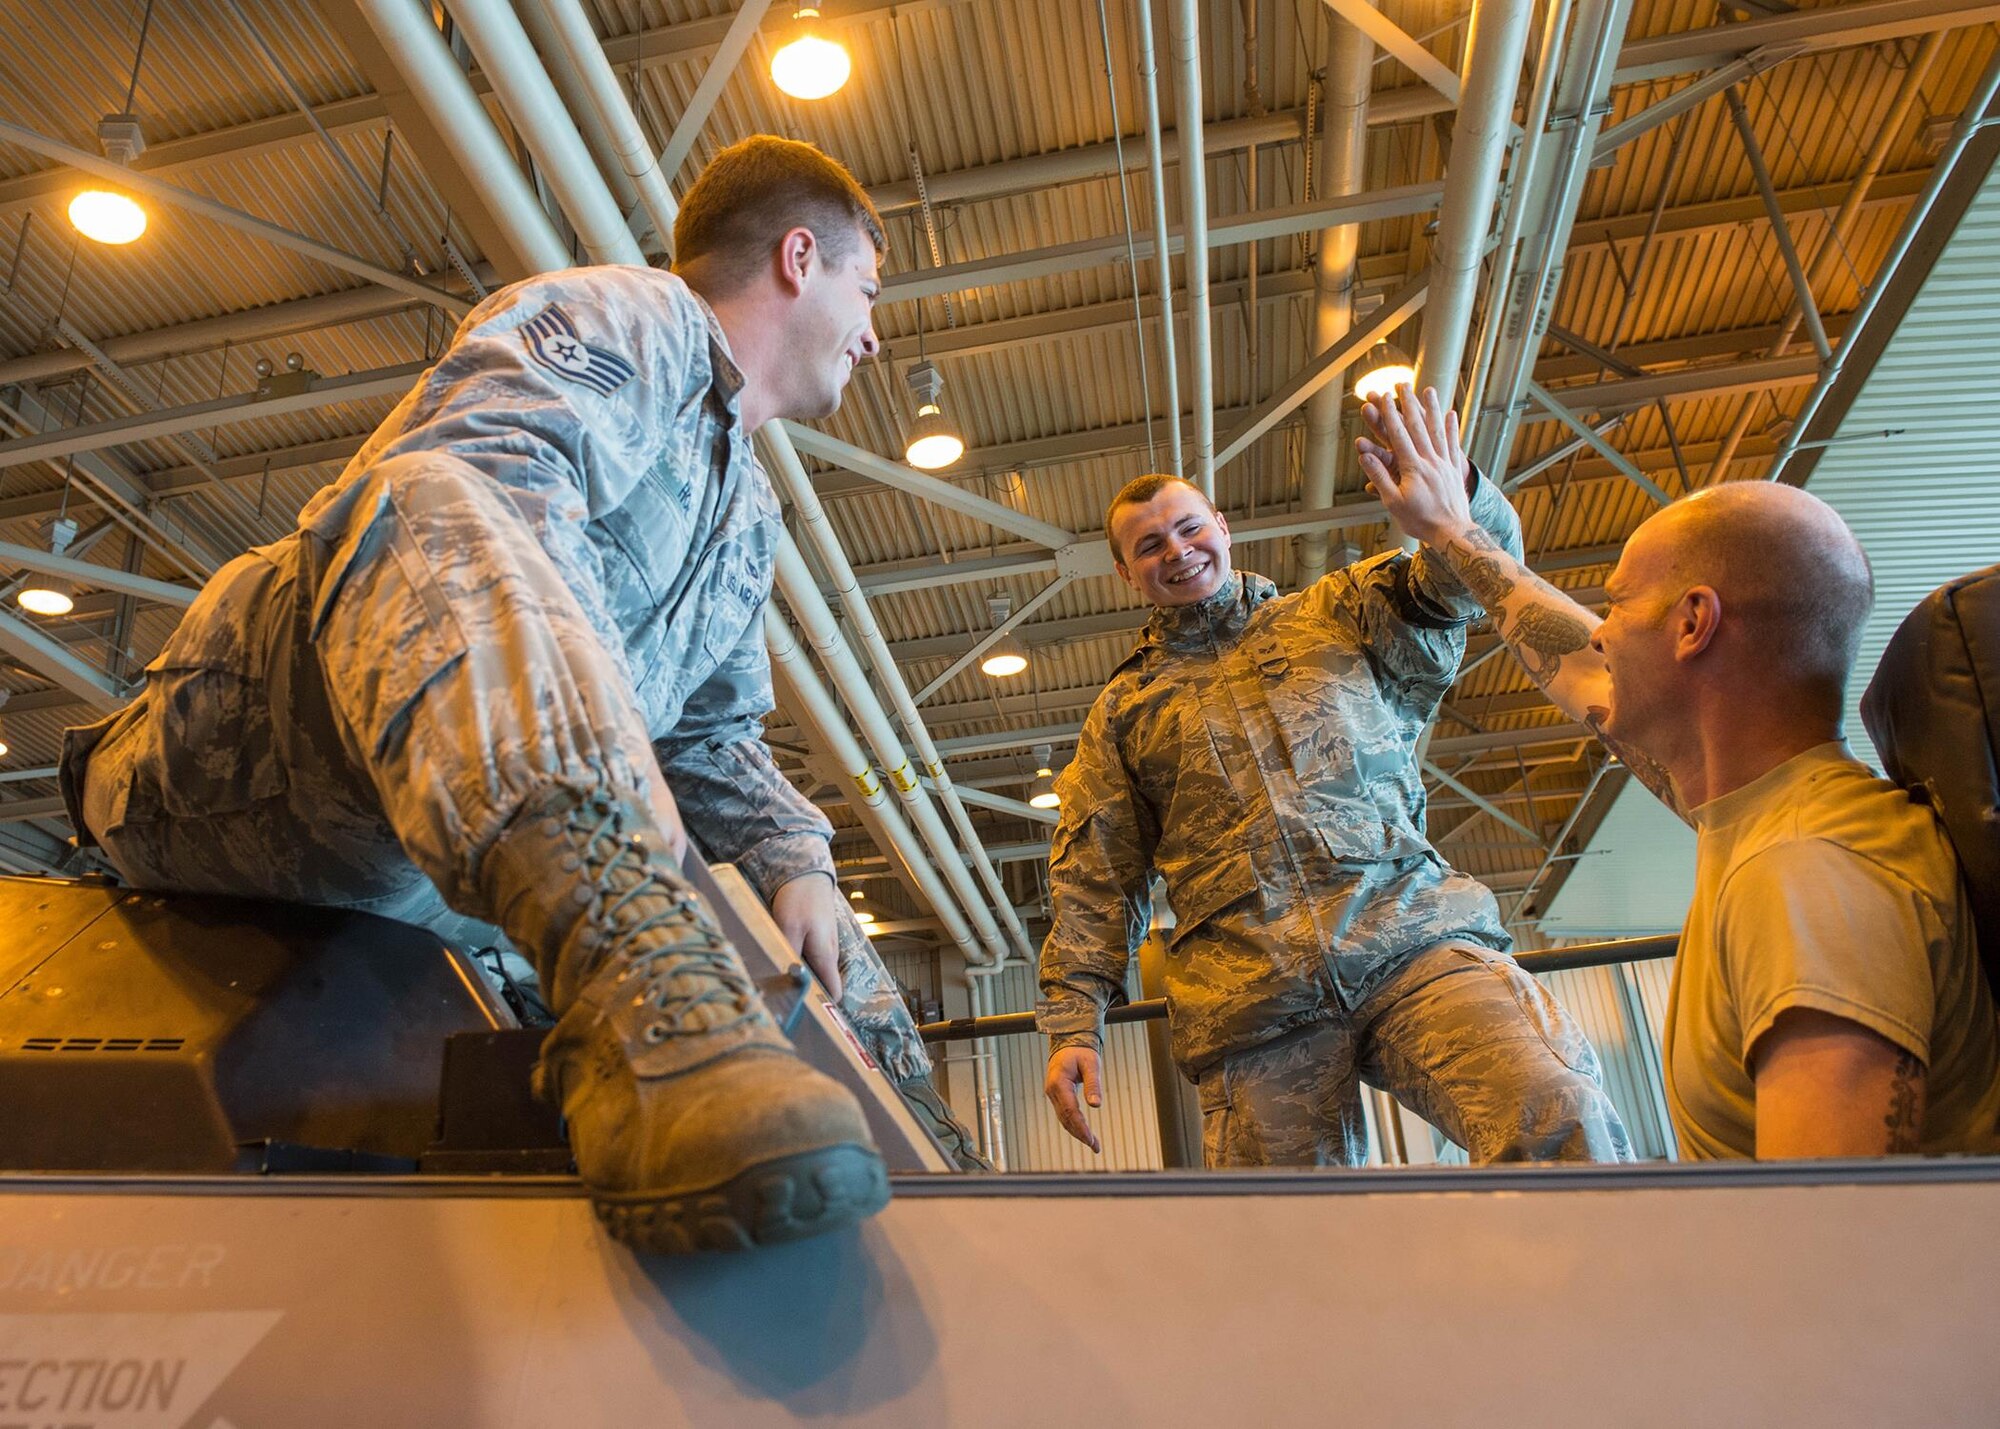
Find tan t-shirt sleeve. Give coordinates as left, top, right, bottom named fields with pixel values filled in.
left=1715, top=837, right=1944, bottom=1069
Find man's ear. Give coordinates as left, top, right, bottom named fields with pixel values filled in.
left=776, top=225, right=818, bottom=296
left=1674, top=585, right=1722, bottom=661
left=1213, top=508, right=1230, bottom=541
left=1113, top=557, right=1136, bottom=592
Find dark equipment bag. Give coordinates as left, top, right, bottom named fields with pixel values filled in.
left=1862, top=563, right=2000, bottom=1001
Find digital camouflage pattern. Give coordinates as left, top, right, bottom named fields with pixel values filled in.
left=1197, top=942, right=1632, bottom=1166
left=61, top=265, right=929, bottom=1080
left=1038, top=470, right=1530, bottom=1077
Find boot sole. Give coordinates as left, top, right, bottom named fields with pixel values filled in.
left=590, top=1142, right=891, bottom=1255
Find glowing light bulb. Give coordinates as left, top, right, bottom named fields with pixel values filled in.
left=1353, top=341, right=1416, bottom=404
left=69, top=190, right=147, bottom=245
left=17, top=580, right=74, bottom=618
left=772, top=10, right=851, bottom=100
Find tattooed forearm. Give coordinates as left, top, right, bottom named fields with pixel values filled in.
left=1885, top=1049, right=1925, bottom=1153
left=1444, top=533, right=1518, bottom=610
left=1585, top=705, right=1684, bottom=821
left=1506, top=604, right=1594, bottom=685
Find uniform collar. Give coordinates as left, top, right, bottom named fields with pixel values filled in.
left=687, top=288, right=748, bottom=415
left=1144, top=571, right=1277, bottom=652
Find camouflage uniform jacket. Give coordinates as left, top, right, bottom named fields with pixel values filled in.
left=303, top=264, right=832, bottom=900
left=1038, top=472, right=1524, bottom=1076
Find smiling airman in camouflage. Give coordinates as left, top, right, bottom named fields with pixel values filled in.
left=1040, top=387, right=1632, bottom=1168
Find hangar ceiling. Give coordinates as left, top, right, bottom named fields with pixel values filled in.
left=0, top=0, right=1994, bottom=965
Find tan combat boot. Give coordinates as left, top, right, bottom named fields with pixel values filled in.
left=486, top=787, right=888, bottom=1253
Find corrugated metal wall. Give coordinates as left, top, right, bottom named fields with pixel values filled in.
left=984, top=962, right=1165, bottom=1173
left=1807, top=162, right=2000, bottom=762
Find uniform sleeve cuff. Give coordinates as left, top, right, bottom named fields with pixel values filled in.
left=734, top=832, right=836, bottom=904
left=1037, top=997, right=1106, bottom=1051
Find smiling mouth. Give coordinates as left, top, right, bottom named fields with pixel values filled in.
left=1166, top=561, right=1209, bottom=586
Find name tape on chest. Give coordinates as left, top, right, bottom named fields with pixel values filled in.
left=521, top=303, right=635, bottom=397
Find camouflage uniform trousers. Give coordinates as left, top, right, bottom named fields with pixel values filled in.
left=1196, top=942, right=1634, bottom=1167
left=66, top=449, right=932, bottom=1081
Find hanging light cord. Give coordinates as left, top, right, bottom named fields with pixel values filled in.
left=1096, top=0, right=1156, bottom=470
left=122, top=0, right=157, bottom=114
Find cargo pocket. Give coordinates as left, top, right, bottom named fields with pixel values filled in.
left=145, top=666, right=288, bottom=817
left=1164, top=850, right=1261, bottom=948
left=1446, top=944, right=1595, bottom=1076
left=132, top=556, right=291, bottom=820
left=305, top=465, right=472, bottom=764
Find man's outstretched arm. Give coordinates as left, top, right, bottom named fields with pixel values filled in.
left=1358, top=384, right=1684, bottom=821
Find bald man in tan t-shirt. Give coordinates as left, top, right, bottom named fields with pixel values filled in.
left=1359, top=384, right=2000, bottom=1158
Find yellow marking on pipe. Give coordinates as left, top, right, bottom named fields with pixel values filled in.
left=889, top=764, right=919, bottom=794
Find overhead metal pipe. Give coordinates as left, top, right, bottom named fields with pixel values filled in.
left=763, top=434, right=1038, bottom=963
left=1169, top=0, right=1216, bottom=495
left=511, top=0, right=644, bottom=229
left=766, top=607, right=985, bottom=964
left=1132, top=0, right=1183, bottom=476
left=1468, top=0, right=1636, bottom=481
left=1296, top=16, right=1373, bottom=583
left=446, top=0, right=644, bottom=266
left=1463, top=0, right=1574, bottom=439
left=772, top=533, right=1010, bottom=966
left=522, top=0, right=680, bottom=249
left=349, top=0, right=571, bottom=273
left=1416, top=0, right=1535, bottom=402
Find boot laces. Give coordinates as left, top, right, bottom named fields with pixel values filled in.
left=569, top=801, right=756, bottom=1039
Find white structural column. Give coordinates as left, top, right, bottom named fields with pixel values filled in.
left=766, top=608, right=986, bottom=963
left=1319, top=0, right=1463, bottom=103
left=772, top=535, right=1011, bottom=966
left=446, top=0, right=643, bottom=265
left=1297, top=16, right=1374, bottom=582
left=763, top=434, right=1040, bottom=963
left=1170, top=0, right=1216, bottom=496
left=524, top=0, right=680, bottom=246
left=349, top=0, right=572, bottom=274
left=1133, top=0, right=1183, bottom=477
left=1416, top=0, right=1535, bottom=400
left=1469, top=0, right=1638, bottom=480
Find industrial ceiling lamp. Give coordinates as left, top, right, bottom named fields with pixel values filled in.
left=903, top=360, right=964, bottom=470
left=1352, top=340, right=1417, bottom=405
left=0, top=690, right=11, bottom=760
left=979, top=593, right=1028, bottom=678
left=72, top=2, right=156, bottom=246
left=1028, top=744, right=1060, bottom=810
left=771, top=7, right=852, bottom=100
left=17, top=517, right=79, bottom=619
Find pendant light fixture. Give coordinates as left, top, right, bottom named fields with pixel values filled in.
left=17, top=516, right=79, bottom=619
left=1028, top=745, right=1060, bottom=810
left=979, top=593, right=1028, bottom=678
left=1353, top=340, right=1417, bottom=405
left=903, top=359, right=964, bottom=470
left=72, top=1, right=155, bottom=246
left=771, top=7, right=852, bottom=100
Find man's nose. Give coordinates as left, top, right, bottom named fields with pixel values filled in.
left=1588, top=627, right=1606, bottom=655
left=858, top=327, right=880, bottom=358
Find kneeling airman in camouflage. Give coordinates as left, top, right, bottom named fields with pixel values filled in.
left=1040, top=403, right=1632, bottom=1168
left=61, top=136, right=978, bottom=1252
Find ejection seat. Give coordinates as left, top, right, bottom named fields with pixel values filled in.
left=1862, top=561, right=2000, bottom=1000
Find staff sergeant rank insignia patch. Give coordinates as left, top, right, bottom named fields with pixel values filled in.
left=521, top=303, right=635, bottom=397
